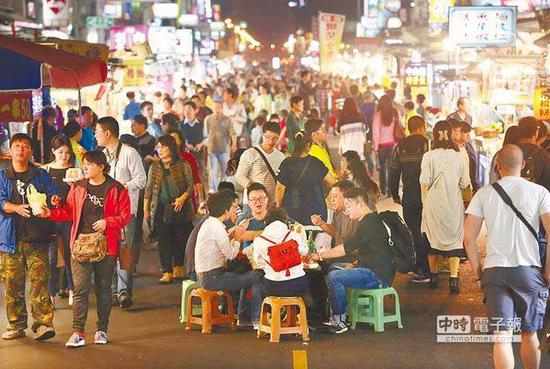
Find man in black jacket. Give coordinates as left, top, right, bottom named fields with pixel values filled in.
left=516, top=116, right=550, bottom=191
left=389, top=116, right=430, bottom=282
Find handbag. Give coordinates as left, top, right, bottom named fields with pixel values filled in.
left=260, top=231, right=302, bottom=277
left=118, top=229, right=133, bottom=270
left=72, top=232, right=107, bottom=263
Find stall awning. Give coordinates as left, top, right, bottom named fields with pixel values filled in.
left=0, top=34, right=108, bottom=90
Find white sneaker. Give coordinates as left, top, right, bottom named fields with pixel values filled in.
left=68, top=290, right=74, bottom=306
left=94, top=331, right=108, bottom=345
left=65, top=332, right=85, bottom=348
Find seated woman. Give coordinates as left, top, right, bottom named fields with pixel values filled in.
left=253, top=208, right=309, bottom=297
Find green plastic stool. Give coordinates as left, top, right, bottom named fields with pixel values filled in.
left=347, top=287, right=403, bottom=332
left=180, top=280, right=201, bottom=323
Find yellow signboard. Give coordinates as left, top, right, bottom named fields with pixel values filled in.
left=429, top=0, right=455, bottom=23
left=534, top=87, right=550, bottom=120
left=123, top=59, right=145, bottom=87
left=43, top=38, right=109, bottom=61
left=318, top=12, right=345, bottom=74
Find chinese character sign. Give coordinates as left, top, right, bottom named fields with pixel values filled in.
left=43, top=0, right=70, bottom=28
left=0, top=92, right=33, bottom=122
left=319, top=12, right=345, bottom=74
left=124, top=59, right=145, bottom=87
left=534, top=87, right=550, bottom=120
left=405, top=63, right=429, bottom=87
left=109, top=25, right=148, bottom=52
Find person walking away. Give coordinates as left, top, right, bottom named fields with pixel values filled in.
left=403, top=101, right=417, bottom=136
left=305, top=119, right=337, bottom=178
left=43, top=135, right=76, bottom=307
left=310, top=188, right=396, bottom=334
left=0, top=133, right=60, bottom=341
left=95, top=117, right=146, bottom=309
left=181, top=101, right=208, bottom=186
left=360, top=91, right=377, bottom=175
left=285, top=96, right=305, bottom=154
left=489, top=126, right=520, bottom=185
left=236, top=122, right=285, bottom=208
left=450, top=119, right=480, bottom=194
left=416, top=94, right=426, bottom=119
left=372, top=95, right=403, bottom=197
left=223, top=87, right=248, bottom=147
left=464, top=144, right=550, bottom=369
left=340, top=150, right=380, bottom=201
left=205, top=98, right=237, bottom=193
left=123, top=91, right=141, bottom=122
left=253, top=84, right=273, bottom=118
left=32, top=107, right=58, bottom=164
left=420, top=121, right=470, bottom=294
left=389, top=116, right=430, bottom=282
left=79, top=106, right=97, bottom=151
left=276, top=132, right=335, bottom=225
left=447, top=97, right=473, bottom=126
left=337, top=98, right=368, bottom=162
left=144, top=135, right=194, bottom=284
left=42, top=151, right=131, bottom=347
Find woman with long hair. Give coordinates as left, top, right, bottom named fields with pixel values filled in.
left=144, top=135, right=195, bottom=284
left=44, top=135, right=77, bottom=307
left=160, top=113, right=179, bottom=135
left=340, top=150, right=380, bottom=207
left=276, top=131, right=336, bottom=225
left=337, top=98, right=367, bottom=161
left=42, top=151, right=131, bottom=347
left=373, top=94, right=404, bottom=196
left=420, top=121, right=470, bottom=294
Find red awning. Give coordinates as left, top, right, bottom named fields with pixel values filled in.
left=0, top=34, right=108, bottom=89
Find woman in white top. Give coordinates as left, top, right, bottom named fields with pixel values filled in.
left=253, top=209, right=309, bottom=297
left=420, top=120, right=470, bottom=294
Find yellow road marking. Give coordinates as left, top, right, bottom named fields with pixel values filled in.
left=293, top=350, right=308, bottom=369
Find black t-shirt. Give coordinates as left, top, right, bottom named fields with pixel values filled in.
left=344, top=213, right=396, bottom=286
left=516, top=143, right=550, bottom=191
left=79, top=181, right=109, bottom=234
left=48, top=168, right=71, bottom=203
left=12, top=170, right=33, bottom=241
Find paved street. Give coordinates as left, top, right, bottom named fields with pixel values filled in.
left=1, top=196, right=548, bottom=369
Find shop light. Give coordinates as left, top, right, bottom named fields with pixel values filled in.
left=387, top=16, right=402, bottom=29
left=87, top=29, right=99, bottom=44
left=288, top=1, right=298, bottom=8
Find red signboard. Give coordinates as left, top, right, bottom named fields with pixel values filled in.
left=0, top=92, right=33, bottom=122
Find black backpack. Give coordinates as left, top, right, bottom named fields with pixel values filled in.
left=521, top=146, right=542, bottom=183
left=378, top=211, right=416, bottom=274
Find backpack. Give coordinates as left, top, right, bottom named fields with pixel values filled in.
left=378, top=211, right=416, bottom=274
left=260, top=231, right=302, bottom=277
left=521, top=146, right=542, bottom=183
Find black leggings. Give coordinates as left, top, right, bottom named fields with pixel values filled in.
left=157, top=220, right=193, bottom=273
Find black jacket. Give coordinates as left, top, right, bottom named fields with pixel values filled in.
left=389, top=135, right=429, bottom=208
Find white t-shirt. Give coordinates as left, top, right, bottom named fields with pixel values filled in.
left=195, top=217, right=239, bottom=273
left=466, top=176, right=550, bottom=269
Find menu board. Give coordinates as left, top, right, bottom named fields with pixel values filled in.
left=449, top=6, right=517, bottom=47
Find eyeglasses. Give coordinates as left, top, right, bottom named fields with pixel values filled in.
left=263, top=134, right=279, bottom=142
left=249, top=196, right=267, bottom=203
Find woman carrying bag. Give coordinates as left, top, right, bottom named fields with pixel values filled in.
left=144, top=135, right=194, bottom=284
left=39, top=151, right=131, bottom=348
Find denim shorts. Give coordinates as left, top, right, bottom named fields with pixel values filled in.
left=482, top=266, right=549, bottom=333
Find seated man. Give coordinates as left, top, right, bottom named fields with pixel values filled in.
left=311, top=187, right=396, bottom=334
left=253, top=208, right=309, bottom=297
left=194, top=190, right=263, bottom=328
left=311, top=180, right=358, bottom=268
left=239, top=182, right=271, bottom=248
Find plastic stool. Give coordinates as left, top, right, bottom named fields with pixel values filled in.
left=185, top=289, right=236, bottom=334
left=347, top=287, right=403, bottom=332
left=257, top=296, right=309, bottom=343
left=180, top=280, right=199, bottom=323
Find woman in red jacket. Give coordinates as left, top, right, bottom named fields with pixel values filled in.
left=40, top=151, right=130, bottom=348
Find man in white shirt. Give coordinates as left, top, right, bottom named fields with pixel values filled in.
left=95, top=117, right=147, bottom=309
left=223, top=87, right=248, bottom=139
left=195, top=191, right=263, bottom=328
left=465, top=144, right=550, bottom=369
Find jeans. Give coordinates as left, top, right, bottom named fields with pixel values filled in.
left=208, top=152, right=230, bottom=192
left=157, top=220, right=193, bottom=273
left=133, top=189, right=145, bottom=269
left=378, top=145, right=395, bottom=195
left=403, top=203, right=429, bottom=274
left=72, top=255, right=117, bottom=333
left=48, top=222, right=74, bottom=296
left=198, top=269, right=264, bottom=322
left=328, top=268, right=387, bottom=315
left=112, top=216, right=135, bottom=297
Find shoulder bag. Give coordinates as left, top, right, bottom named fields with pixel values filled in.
left=253, top=147, right=277, bottom=181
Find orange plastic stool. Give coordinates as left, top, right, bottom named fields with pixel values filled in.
left=185, top=289, right=236, bottom=334
left=257, top=296, right=309, bottom=343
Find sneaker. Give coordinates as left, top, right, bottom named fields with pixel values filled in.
left=172, top=266, right=185, bottom=280
left=323, top=317, right=335, bottom=326
left=34, top=325, right=56, bottom=341
left=159, top=272, right=173, bottom=284
left=94, top=331, right=108, bottom=345
left=65, top=332, right=85, bottom=348
left=119, top=293, right=133, bottom=309
left=68, top=290, right=74, bottom=306
left=412, top=273, right=432, bottom=283
left=58, top=288, right=69, bottom=298
left=328, top=321, right=348, bottom=334
left=111, top=295, right=119, bottom=307
left=2, top=329, right=25, bottom=340
left=253, top=321, right=259, bottom=331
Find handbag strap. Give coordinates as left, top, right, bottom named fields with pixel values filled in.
left=259, top=230, right=292, bottom=245
left=253, top=147, right=277, bottom=181
left=428, top=156, right=454, bottom=192
left=492, top=182, right=538, bottom=241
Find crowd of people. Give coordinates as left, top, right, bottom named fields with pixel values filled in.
left=1, top=66, right=549, bottom=369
